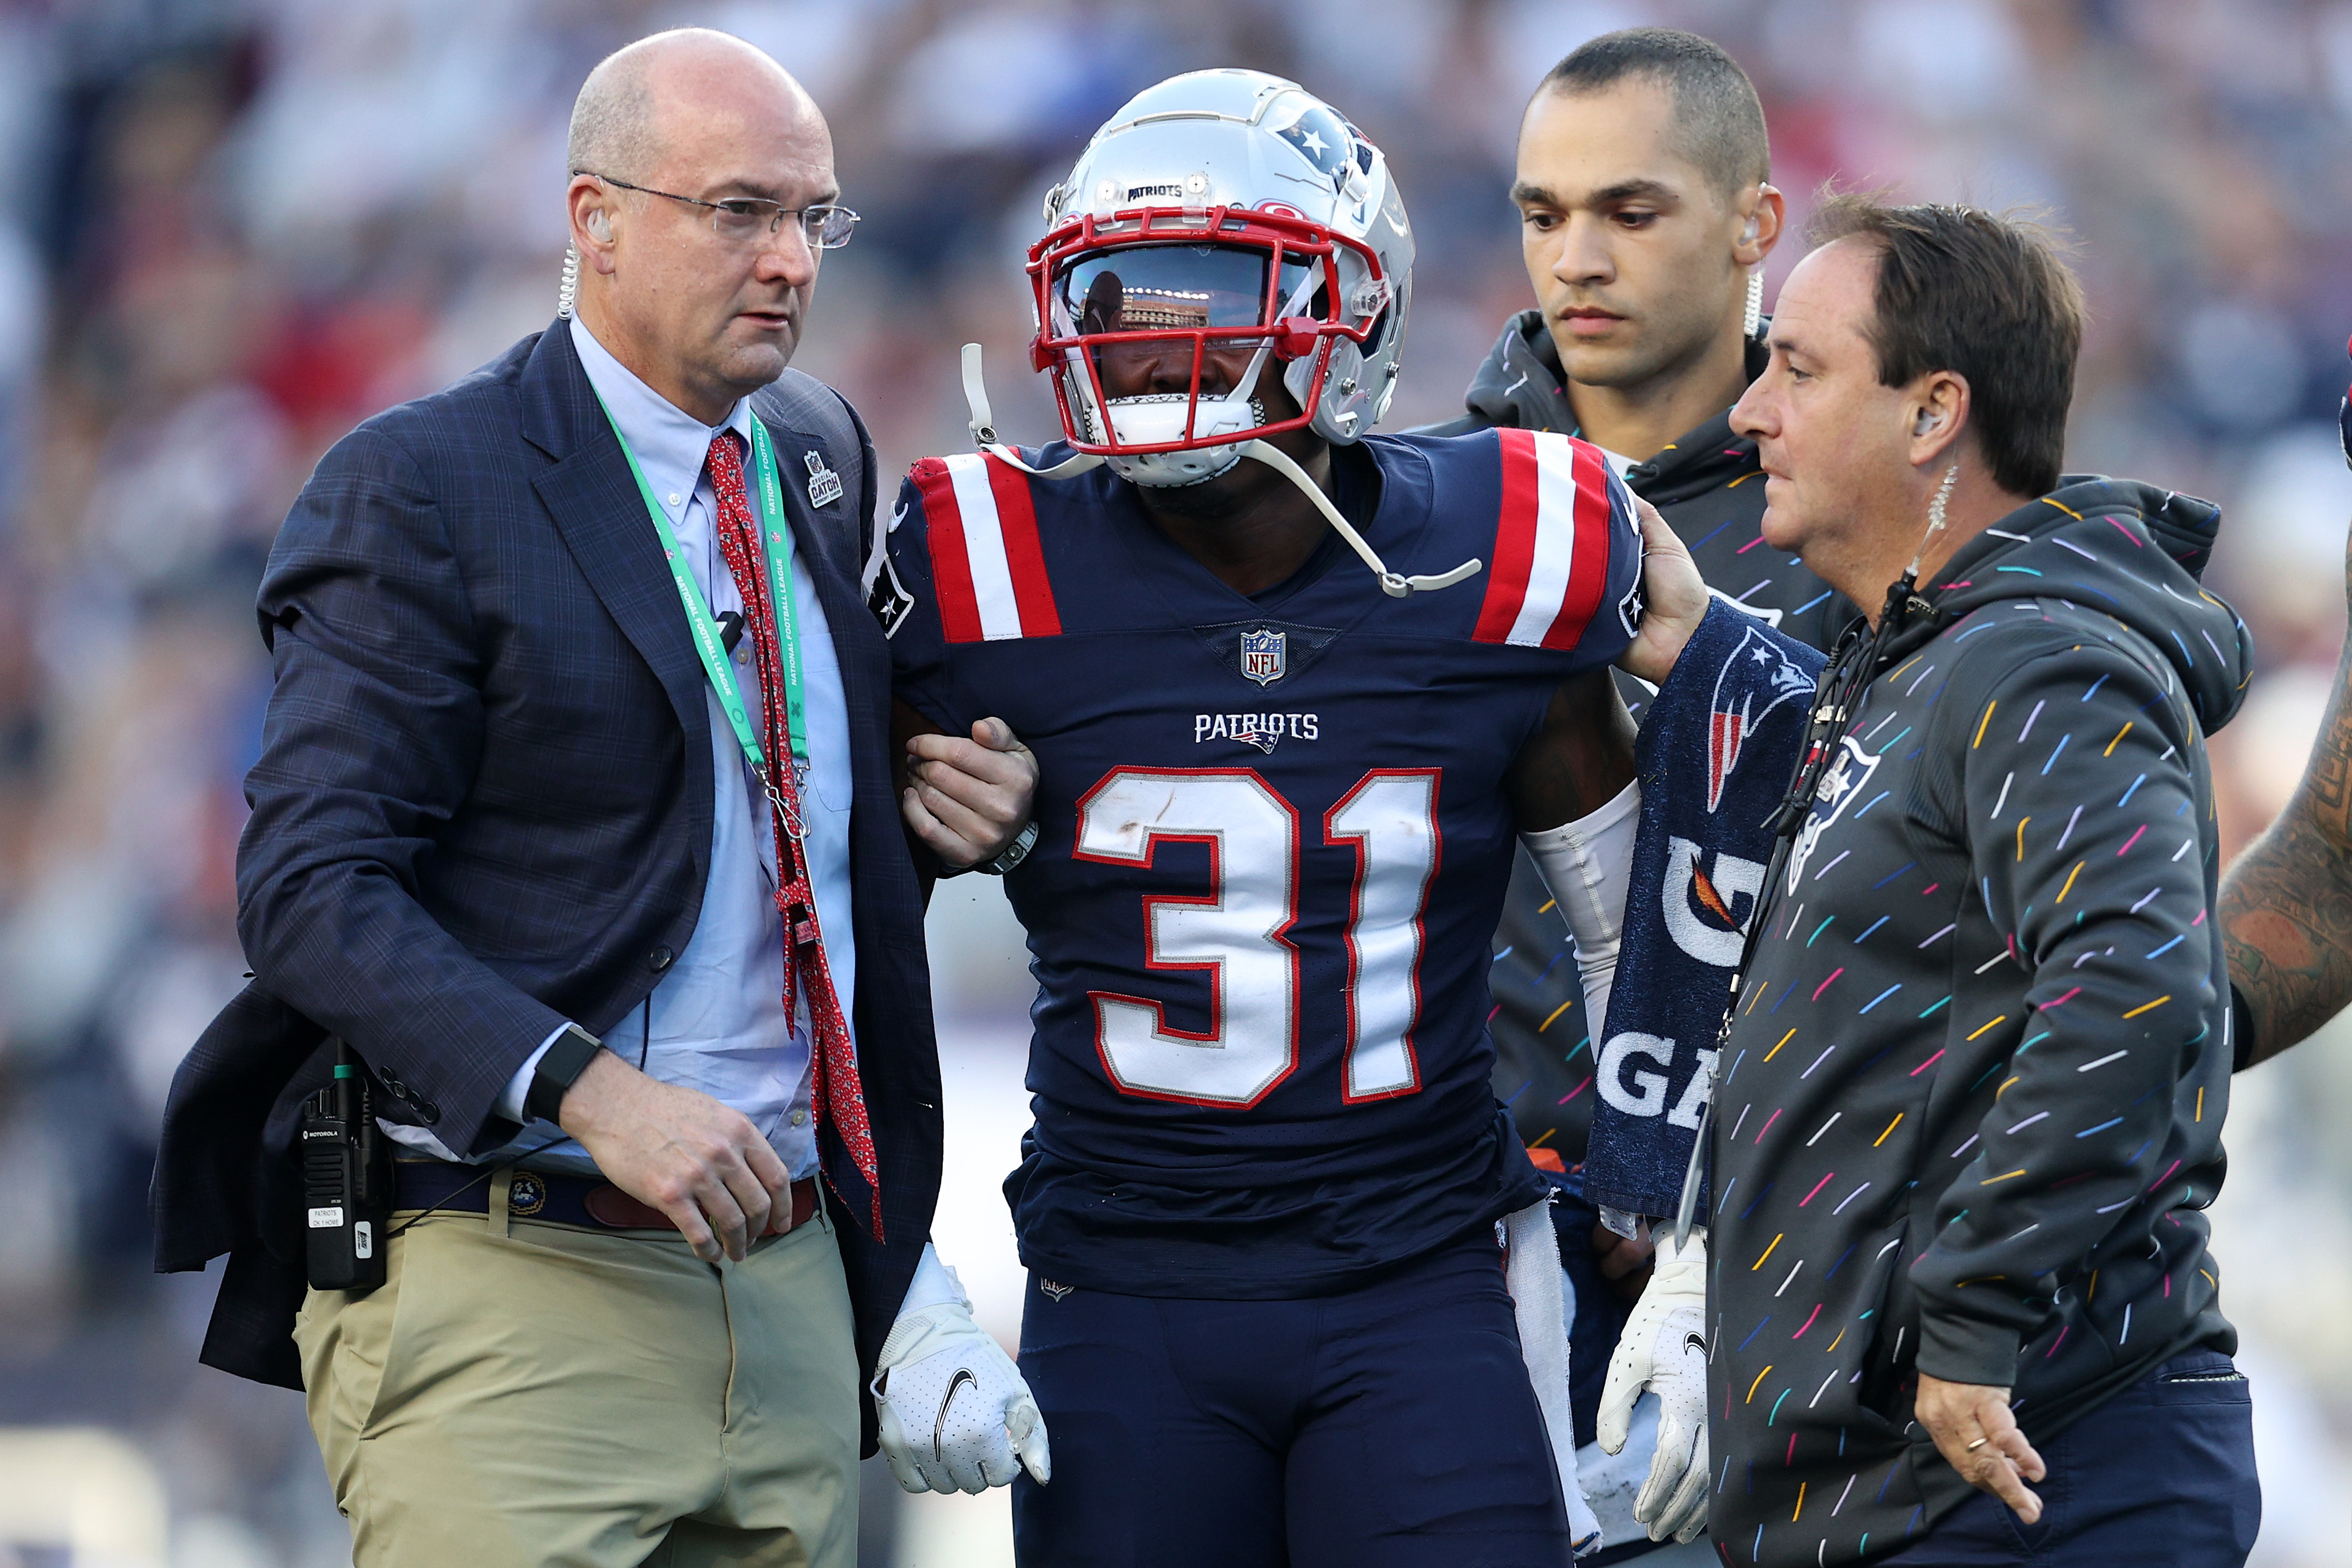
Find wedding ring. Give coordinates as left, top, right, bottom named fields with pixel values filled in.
left=1964, top=1437, right=1990, bottom=1452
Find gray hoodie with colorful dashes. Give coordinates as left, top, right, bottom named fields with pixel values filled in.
left=1702, top=477, right=2248, bottom=1565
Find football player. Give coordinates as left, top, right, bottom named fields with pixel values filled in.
left=877, top=69, right=1654, bottom=1567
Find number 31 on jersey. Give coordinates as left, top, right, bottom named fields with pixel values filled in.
left=1073, top=767, right=1440, bottom=1108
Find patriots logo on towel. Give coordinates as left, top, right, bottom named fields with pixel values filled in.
left=867, top=549, right=915, bottom=640
left=1705, top=623, right=1819, bottom=813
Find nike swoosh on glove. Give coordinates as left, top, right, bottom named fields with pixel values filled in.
left=872, top=1297, right=1051, bottom=1494
left=1596, top=1228, right=1708, bottom=1544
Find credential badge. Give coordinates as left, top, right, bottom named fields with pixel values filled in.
left=803, top=450, right=844, bottom=509
left=1239, top=626, right=1286, bottom=686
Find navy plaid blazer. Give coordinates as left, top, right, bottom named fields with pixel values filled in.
left=152, top=321, right=943, bottom=1452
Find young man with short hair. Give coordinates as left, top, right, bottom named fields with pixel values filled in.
left=1430, top=35, right=1843, bottom=1556
left=1437, top=30, right=1847, bottom=1174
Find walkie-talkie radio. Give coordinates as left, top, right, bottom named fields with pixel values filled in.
left=300, top=1041, right=391, bottom=1292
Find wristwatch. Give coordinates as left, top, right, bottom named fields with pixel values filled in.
left=978, top=820, right=1039, bottom=877
left=524, top=1023, right=605, bottom=1125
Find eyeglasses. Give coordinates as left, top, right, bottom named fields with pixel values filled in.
left=581, top=173, right=859, bottom=250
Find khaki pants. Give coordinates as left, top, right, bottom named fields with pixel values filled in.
left=294, top=1171, right=859, bottom=1568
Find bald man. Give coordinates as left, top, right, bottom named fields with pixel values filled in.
left=154, top=30, right=1044, bottom=1567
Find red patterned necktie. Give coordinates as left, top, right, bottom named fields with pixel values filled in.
left=706, top=430, right=882, bottom=1238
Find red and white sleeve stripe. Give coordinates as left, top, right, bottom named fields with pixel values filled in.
left=909, top=453, right=1062, bottom=643
left=1472, top=428, right=1615, bottom=650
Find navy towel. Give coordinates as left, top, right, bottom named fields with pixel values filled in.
left=1581, top=598, right=1826, bottom=1219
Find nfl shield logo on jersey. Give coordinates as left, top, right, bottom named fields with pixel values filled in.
left=1239, top=627, right=1286, bottom=685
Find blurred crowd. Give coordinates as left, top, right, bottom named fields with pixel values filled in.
left=4, top=1, right=2352, bottom=1564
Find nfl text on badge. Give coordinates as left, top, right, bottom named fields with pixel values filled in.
left=1240, top=626, right=1286, bottom=685
left=803, top=450, right=844, bottom=508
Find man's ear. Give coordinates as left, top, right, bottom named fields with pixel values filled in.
left=1905, top=370, right=1971, bottom=467
left=1735, top=183, right=1786, bottom=269
left=568, top=175, right=621, bottom=276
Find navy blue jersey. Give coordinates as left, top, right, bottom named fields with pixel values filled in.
left=886, top=428, right=1642, bottom=1297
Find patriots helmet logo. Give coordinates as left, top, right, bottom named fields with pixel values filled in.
left=1705, top=623, right=1819, bottom=813
left=1274, top=106, right=1360, bottom=190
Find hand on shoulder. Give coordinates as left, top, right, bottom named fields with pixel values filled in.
left=1618, top=497, right=1709, bottom=686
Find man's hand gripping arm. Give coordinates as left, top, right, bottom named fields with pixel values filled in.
left=895, top=704, right=1038, bottom=872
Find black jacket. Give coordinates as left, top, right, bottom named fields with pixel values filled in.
left=1704, top=479, right=2247, bottom=1564
left=1427, top=309, right=1854, bottom=1167
left=151, top=324, right=944, bottom=1455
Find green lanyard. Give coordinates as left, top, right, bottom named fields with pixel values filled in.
left=597, top=396, right=811, bottom=789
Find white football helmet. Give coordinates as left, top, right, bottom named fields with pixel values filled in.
left=1025, top=69, right=1414, bottom=487
left=956, top=70, right=1471, bottom=597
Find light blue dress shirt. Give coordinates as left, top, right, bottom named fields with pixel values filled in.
left=385, top=316, right=857, bottom=1179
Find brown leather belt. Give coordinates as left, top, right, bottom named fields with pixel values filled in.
left=394, top=1160, right=819, bottom=1236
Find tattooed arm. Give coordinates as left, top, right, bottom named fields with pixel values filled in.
left=2221, top=535, right=2352, bottom=1067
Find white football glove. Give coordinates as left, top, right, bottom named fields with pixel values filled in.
left=872, top=1267, right=1050, bottom=1495
left=1596, top=1228, right=1709, bottom=1545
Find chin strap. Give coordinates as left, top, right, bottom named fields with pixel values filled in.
left=959, top=343, right=1482, bottom=599
left=962, top=343, right=1104, bottom=481
left=1237, top=439, right=1482, bottom=597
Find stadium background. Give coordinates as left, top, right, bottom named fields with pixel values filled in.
left=1, top=0, right=2350, bottom=1562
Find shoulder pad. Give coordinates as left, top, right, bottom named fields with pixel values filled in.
left=1470, top=428, right=1631, bottom=650
left=906, top=452, right=1062, bottom=642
